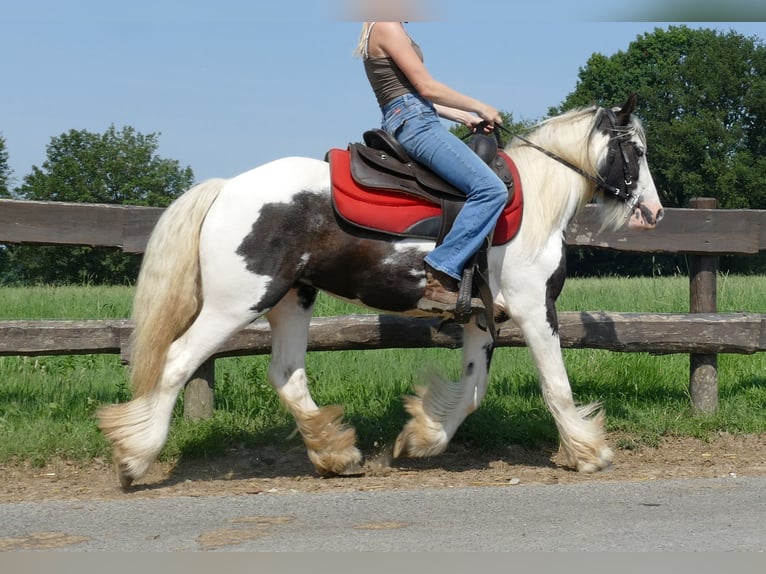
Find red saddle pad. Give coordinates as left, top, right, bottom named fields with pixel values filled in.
left=329, top=148, right=523, bottom=245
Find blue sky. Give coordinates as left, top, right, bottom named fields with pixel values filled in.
left=3, top=1, right=765, bottom=185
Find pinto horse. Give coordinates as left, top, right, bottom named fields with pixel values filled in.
left=99, top=94, right=663, bottom=488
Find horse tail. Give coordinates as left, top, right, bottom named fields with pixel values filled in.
left=129, top=178, right=227, bottom=398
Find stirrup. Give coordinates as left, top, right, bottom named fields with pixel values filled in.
left=453, top=264, right=487, bottom=323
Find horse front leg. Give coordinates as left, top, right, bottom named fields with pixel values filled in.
left=514, top=306, right=613, bottom=472
left=394, top=319, right=494, bottom=458
left=266, top=288, right=363, bottom=476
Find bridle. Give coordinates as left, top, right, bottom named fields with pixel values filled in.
left=490, top=109, right=642, bottom=218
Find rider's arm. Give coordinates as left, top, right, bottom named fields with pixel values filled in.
left=433, top=104, right=483, bottom=129
left=371, top=22, right=502, bottom=126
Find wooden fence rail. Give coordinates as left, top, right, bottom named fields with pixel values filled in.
left=3, top=198, right=766, bottom=254
left=2, top=313, right=766, bottom=358
left=2, top=197, right=766, bottom=416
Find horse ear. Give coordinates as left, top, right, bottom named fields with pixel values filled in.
left=615, top=93, right=638, bottom=125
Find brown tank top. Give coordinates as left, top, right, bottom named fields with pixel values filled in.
left=362, top=24, right=424, bottom=108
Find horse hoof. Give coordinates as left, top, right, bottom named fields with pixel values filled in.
left=577, top=460, right=613, bottom=473
left=393, top=431, right=408, bottom=459
left=338, top=462, right=365, bottom=477
left=320, top=461, right=365, bottom=478
left=117, top=466, right=135, bottom=490
left=580, top=448, right=615, bottom=473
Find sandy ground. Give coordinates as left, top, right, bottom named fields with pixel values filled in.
left=1, top=432, right=765, bottom=502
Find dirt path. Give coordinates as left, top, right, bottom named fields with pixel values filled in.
left=2, top=432, right=764, bottom=503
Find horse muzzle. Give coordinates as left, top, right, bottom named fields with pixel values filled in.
left=628, top=201, right=664, bottom=230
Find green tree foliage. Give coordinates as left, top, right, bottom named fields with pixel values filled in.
left=552, top=25, right=766, bottom=275
left=19, top=125, right=193, bottom=206
left=0, top=135, right=13, bottom=277
left=3, top=126, right=194, bottom=285
left=0, top=134, right=11, bottom=198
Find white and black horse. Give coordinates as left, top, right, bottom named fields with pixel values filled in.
left=99, top=95, right=663, bottom=488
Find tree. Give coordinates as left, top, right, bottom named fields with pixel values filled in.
left=19, top=125, right=193, bottom=206
left=551, top=25, right=766, bottom=275
left=3, top=126, right=195, bottom=285
left=0, top=134, right=11, bottom=198
left=0, top=135, right=13, bottom=278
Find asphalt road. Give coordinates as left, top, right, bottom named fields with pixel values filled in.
left=1, top=476, right=764, bottom=551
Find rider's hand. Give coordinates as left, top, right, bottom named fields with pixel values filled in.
left=477, top=104, right=503, bottom=129
left=465, top=115, right=491, bottom=133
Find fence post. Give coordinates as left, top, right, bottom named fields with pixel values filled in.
left=183, top=359, right=216, bottom=420
left=688, top=197, right=718, bottom=414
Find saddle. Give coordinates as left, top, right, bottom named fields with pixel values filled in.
left=347, top=129, right=515, bottom=245
left=328, top=129, right=524, bottom=335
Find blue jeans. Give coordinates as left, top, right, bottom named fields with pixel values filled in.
left=381, top=94, right=508, bottom=281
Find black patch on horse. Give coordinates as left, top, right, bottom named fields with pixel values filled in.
left=237, top=190, right=427, bottom=314
left=545, top=245, right=567, bottom=335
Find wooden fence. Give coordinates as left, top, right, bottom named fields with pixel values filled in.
left=2, top=197, right=766, bottom=417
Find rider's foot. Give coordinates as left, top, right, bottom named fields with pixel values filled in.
left=417, top=264, right=485, bottom=313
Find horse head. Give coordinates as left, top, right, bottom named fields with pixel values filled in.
left=596, top=94, right=664, bottom=231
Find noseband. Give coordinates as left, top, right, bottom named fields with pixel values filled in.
left=497, top=109, right=642, bottom=218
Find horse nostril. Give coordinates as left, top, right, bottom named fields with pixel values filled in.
left=638, top=203, right=655, bottom=224
left=656, top=207, right=665, bottom=222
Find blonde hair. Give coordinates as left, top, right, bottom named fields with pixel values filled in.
left=354, top=22, right=374, bottom=58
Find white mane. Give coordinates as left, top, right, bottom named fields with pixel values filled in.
left=505, top=106, right=641, bottom=254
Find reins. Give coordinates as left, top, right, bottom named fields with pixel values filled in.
left=499, top=126, right=618, bottom=193
left=473, top=112, right=640, bottom=217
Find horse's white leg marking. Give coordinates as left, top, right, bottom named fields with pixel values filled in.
left=100, top=303, right=259, bottom=487
left=502, top=238, right=612, bottom=473
left=516, top=308, right=612, bottom=471
left=266, top=290, right=362, bottom=475
left=394, top=319, right=493, bottom=458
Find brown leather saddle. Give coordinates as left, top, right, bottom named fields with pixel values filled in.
left=349, top=128, right=514, bottom=246
left=342, top=128, right=514, bottom=336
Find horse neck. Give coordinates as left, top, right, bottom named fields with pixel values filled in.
left=507, top=111, right=600, bottom=253
left=530, top=110, right=600, bottom=174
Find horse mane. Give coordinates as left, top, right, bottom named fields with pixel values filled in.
left=504, top=105, right=642, bottom=255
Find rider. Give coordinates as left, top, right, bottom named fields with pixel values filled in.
left=357, top=21, right=508, bottom=313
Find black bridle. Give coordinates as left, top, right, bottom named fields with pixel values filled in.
left=487, top=110, right=641, bottom=217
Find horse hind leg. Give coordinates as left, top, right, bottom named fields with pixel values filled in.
left=267, top=287, right=363, bottom=476
left=99, top=305, right=258, bottom=488
left=394, top=320, right=494, bottom=459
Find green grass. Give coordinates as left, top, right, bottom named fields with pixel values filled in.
left=0, top=277, right=765, bottom=466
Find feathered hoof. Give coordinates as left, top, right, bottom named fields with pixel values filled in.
left=117, top=464, right=137, bottom=490
left=320, top=460, right=365, bottom=478
left=557, top=404, right=614, bottom=473
left=308, top=447, right=364, bottom=477
left=299, top=405, right=363, bottom=477
left=392, top=422, right=448, bottom=460
left=560, top=443, right=614, bottom=473
left=392, top=392, right=449, bottom=459
left=338, top=460, right=365, bottom=476
left=574, top=446, right=614, bottom=473
left=108, top=453, right=154, bottom=491
left=97, top=399, right=163, bottom=490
